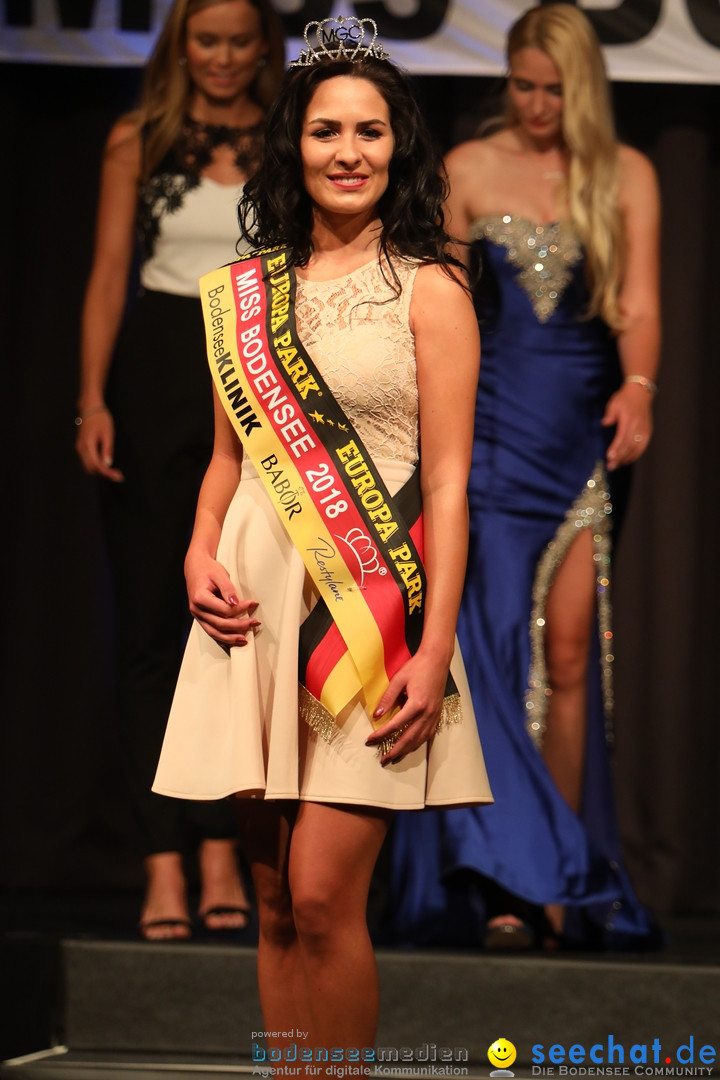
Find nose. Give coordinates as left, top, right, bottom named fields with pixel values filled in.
left=216, top=41, right=232, bottom=66
left=530, top=89, right=545, bottom=115
left=334, top=133, right=362, bottom=168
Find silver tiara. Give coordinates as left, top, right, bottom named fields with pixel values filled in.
left=289, top=16, right=389, bottom=67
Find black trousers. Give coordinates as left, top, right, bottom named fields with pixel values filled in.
left=103, top=290, right=236, bottom=855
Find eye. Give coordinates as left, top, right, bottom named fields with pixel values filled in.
left=514, top=79, right=532, bottom=91
left=548, top=84, right=563, bottom=97
left=310, top=127, right=336, bottom=140
left=196, top=34, right=217, bottom=47
left=360, top=127, right=383, bottom=139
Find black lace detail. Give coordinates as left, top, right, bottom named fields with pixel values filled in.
left=138, top=115, right=264, bottom=260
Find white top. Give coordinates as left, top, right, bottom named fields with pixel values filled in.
left=141, top=176, right=249, bottom=298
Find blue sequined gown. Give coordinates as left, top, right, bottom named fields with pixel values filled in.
left=390, top=215, right=657, bottom=948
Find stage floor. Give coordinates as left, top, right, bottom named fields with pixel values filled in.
left=2, top=890, right=719, bottom=1080
left=1, top=887, right=720, bottom=962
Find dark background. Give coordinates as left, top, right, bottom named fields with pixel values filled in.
left=0, top=62, right=718, bottom=919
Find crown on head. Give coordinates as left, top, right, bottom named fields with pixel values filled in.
left=289, top=16, right=389, bottom=68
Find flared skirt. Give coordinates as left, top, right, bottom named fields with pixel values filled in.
left=153, top=458, right=492, bottom=810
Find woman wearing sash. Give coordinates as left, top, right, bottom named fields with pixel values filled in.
left=391, top=4, right=661, bottom=949
left=154, top=18, right=491, bottom=1057
left=75, top=0, right=284, bottom=939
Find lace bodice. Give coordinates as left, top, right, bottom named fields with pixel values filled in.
left=295, top=258, right=420, bottom=465
left=138, top=116, right=263, bottom=260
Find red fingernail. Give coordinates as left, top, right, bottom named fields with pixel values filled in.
left=229, top=595, right=239, bottom=605
left=373, top=706, right=384, bottom=718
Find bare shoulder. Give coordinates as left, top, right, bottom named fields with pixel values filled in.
left=617, top=144, right=659, bottom=207
left=413, top=261, right=470, bottom=300
left=104, top=116, right=142, bottom=172
left=411, top=262, right=475, bottom=329
left=444, top=136, right=498, bottom=181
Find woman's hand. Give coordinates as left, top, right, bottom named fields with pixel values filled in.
left=77, top=121, right=141, bottom=473
left=365, top=647, right=451, bottom=766
left=75, top=408, right=124, bottom=482
left=186, top=550, right=260, bottom=647
left=603, top=381, right=654, bottom=470
left=363, top=263, right=479, bottom=768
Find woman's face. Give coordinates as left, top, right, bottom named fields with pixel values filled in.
left=185, top=0, right=267, bottom=105
left=300, top=75, right=394, bottom=222
left=507, top=47, right=564, bottom=143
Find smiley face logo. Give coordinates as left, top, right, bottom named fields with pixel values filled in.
left=488, top=1039, right=517, bottom=1073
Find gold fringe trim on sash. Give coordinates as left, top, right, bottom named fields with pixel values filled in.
left=524, top=461, right=614, bottom=750
left=299, top=684, right=463, bottom=758
left=299, top=683, right=341, bottom=744
left=439, top=691, right=464, bottom=730
left=376, top=691, right=464, bottom=757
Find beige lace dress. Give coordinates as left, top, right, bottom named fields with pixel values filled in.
left=153, top=257, right=492, bottom=809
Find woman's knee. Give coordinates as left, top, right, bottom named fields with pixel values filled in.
left=546, top=627, right=591, bottom=691
left=290, top=884, right=337, bottom=946
left=255, top=880, right=297, bottom=947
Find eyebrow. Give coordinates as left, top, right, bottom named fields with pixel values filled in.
left=306, top=117, right=389, bottom=127
left=512, top=76, right=562, bottom=87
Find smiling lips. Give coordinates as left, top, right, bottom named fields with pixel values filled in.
left=328, top=174, right=368, bottom=188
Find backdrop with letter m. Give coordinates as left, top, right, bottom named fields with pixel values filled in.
left=1, top=0, right=719, bottom=82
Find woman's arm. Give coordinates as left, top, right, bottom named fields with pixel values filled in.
left=185, top=387, right=261, bottom=647
left=368, top=264, right=480, bottom=764
left=603, top=146, right=661, bottom=470
left=75, top=119, right=141, bottom=481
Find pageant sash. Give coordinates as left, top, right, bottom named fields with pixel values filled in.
left=199, top=247, right=449, bottom=732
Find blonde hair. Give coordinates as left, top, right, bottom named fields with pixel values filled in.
left=129, top=0, right=285, bottom=181
left=507, top=4, right=624, bottom=328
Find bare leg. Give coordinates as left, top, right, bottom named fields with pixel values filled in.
left=140, top=851, right=191, bottom=940
left=198, top=838, right=251, bottom=929
left=486, top=530, right=598, bottom=943
left=543, top=528, right=597, bottom=812
left=236, top=800, right=310, bottom=1056
left=289, top=802, right=391, bottom=1058
left=542, top=528, right=597, bottom=933
left=238, top=799, right=390, bottom=1072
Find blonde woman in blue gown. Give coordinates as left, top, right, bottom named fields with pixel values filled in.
left=391, top=3, right=661, bottom=949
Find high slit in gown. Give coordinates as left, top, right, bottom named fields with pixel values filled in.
left=389, top=216, right=658, bottom=948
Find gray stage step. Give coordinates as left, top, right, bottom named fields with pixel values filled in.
left=0, top=1048, right=529, bottom=1080
left=2, top=938, right=719, bottom=1076
left=1, top=1047, right=247, bottom=1079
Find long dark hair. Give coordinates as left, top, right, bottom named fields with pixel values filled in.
left=239, top=57, right=455, bottom=275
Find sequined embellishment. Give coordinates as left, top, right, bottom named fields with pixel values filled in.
left=524, top=463, right=614, bottom=748
left=471, top=215, right=582, bottom=322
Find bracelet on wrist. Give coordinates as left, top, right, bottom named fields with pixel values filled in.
left=74, top=404, right=108, bottom=426
left=624, top=374, right=657, bottom=395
